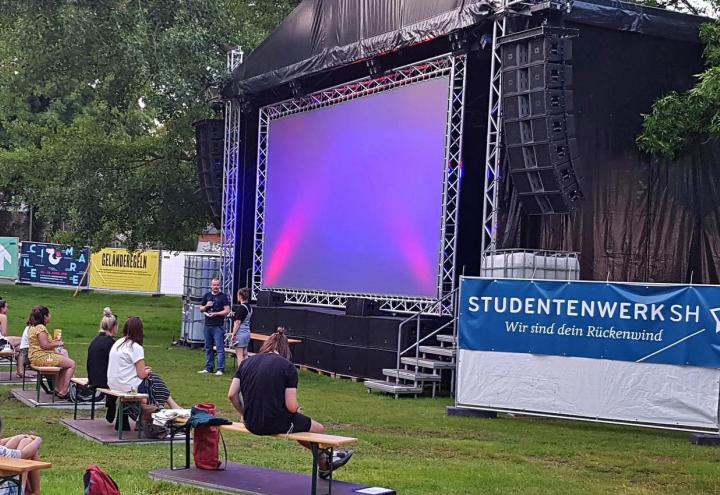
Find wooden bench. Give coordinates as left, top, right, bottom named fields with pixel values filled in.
left=0, top=349, right=14, bottom=381
left=23, top=366, right=61, bottom=404
left=170, top=419, right=356, bottom=495
left=71, top=377, right=101, bottom=421
left=0, top=457, right=51, bottom=495
left=96, top=388, right=148, bottom=440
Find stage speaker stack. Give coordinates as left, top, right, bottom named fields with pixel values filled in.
left=501, top=26, right=583, bottom=214
left=257, top=290, right=285, bottom=307
left=345, top=297, right=381, bottom=317
left=194, top=119, right=225, bottom=228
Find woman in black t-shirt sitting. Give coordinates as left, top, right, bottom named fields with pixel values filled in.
left=227, top=327, right=353, bottom=479
left=87, top=307, right=117, bottom=422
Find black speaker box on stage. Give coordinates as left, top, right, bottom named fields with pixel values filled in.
left=345, top=297, right=381, bottom=317
left=305, top=310, right=336, bottom=342
left=302, top=339, right=335, bottom=372
left=335, top=316, right=369, bottom=347
left=193, top=119, right=225, bottom=228
left=500, top=26, right=583, bottom=215
left=334, top=344, right=368, bottom=377
left=251, top=306, right=276, bottom=334
left=257, top=290, right=285, bottom=307
left=274, top=307, right=308, bottom=337
left=365, top=348, right=399, bottom=380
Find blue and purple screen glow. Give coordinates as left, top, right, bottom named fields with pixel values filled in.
left=262, top=76, right=450, bottom=298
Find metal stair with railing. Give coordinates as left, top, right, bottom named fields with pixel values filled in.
left=365, top=290, right=458, bottom=399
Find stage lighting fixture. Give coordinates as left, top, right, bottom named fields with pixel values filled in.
left=449, top=31, right=469, bottom=55
left=366, top=58, right=383, bottom=78
left=239, top=97, right=253, bottom=114
left=289, top=79, right=303, bottom=98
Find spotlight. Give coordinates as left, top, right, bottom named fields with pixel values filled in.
left=239, top=97, right=253, bottom=114
left=289, top=79, right=303, bottom=98
left=365, top=58, right=383, bottom=78
left=449, top=30, right=469, bottom=55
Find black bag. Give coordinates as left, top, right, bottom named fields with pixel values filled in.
left=69, top=382, right=105, bottom=403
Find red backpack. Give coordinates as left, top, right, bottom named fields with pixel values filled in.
left=84, top=464, right=120, bottom=495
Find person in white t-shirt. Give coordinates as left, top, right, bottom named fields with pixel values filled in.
left=16, top=325, right=30, bottom=378
left=107, top=317, right=180, bottom=409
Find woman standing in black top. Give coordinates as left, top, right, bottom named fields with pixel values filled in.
left=227, top=327, right=353, bottom=479
left=230, top=288, right=252, bottom=368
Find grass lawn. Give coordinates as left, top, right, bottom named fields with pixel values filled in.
left=0, top=284, right=718, bottom=494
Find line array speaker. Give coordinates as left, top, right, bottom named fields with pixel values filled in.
left=500, top=26, right=583, bottom=215
left=194, top=119, right=225, bottom=228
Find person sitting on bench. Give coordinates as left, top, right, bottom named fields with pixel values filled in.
left=107, top=316, right=180, bottom=410
left=227, top=327, right=353, bottom=479
left=0, top=416, right=43, bottom=495
left=15, top=324, right=30, bottom=379
left=0, top=299, right=21, bottom=351
left=27, top=305, right=75, bottom=400
left=87, top=307, right=118, bottom=422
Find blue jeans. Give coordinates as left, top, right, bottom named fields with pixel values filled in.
left=204, top=325, right=225, bottom=372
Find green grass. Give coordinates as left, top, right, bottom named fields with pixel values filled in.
left=0, top=284, right=719, bottom=494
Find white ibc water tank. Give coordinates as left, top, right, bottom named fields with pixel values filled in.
left=481, top=250, right=580, bottom=280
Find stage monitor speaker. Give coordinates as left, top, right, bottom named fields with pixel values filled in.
left=257, top=290, right=285, bottom=307
left=194, top=119, right=225, bottom=228
left=345, top=298, right=381, bottom=317
left=500, top=26, right=583, bottom=215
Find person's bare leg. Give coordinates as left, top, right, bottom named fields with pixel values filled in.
left=16, top=350, right=24, bottom=377
left=235, top=348, right=242, bottom=368
left=296, top=420, right=330, bottom=469
left=56, top=357, right=75, bottom=395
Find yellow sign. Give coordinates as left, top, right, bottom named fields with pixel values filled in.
left=89, top=249, right=160, bottom=292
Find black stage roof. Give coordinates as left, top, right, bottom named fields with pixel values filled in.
left=231, top=0, right=709, bottom=96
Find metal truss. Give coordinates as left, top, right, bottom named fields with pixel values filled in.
left=481, top=17, right=507, bottom=255
left=252, top=54, right=467, bottom=315
left=220, top=100, right=241, bottom=296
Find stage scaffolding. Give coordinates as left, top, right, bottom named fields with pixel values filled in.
left=251, top=53, right=467, bottom=315
left=220, top=48, right=244, bottom=295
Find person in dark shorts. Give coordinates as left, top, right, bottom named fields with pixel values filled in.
left=227, top=327, right=353, bottom=478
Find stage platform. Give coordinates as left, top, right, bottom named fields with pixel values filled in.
left=0, top=373, right=36, bottom=386
left=11, top=388, right=103, bottom=409
left=61, top=418, right=187, bottom=445
left=150, top=462, right=394, bottom=495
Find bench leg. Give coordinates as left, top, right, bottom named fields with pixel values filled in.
left=35, top=373, right=41, bottom=403
left=74, top=390, right=78, bottom=420
left=90, top=389, right=96, bottom=420
left=117, top=399, right=124, bottom=440
left=310, top=443, right=319, bottom=495
left=8, top=356, right=12, bottom=381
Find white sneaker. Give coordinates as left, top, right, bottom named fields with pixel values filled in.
left=198, top=370, right=210, bottom=374
left=214, top=370, right=224, bottom=376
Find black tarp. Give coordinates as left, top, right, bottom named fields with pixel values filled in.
left=231, top=0, right=709, bottom=96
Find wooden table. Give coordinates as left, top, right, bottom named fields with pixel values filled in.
left=0, top=457, right=52, bottom=495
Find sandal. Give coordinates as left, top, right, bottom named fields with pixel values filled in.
left=55, top=391, right=70, bottom=401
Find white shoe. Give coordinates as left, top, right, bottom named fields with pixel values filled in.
left=198, top=370, right=210, bottom=374
left=214, top=370, right=224, bottom=376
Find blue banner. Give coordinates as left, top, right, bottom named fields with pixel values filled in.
left=459, top=278, right=720, bottom=368
left=19, top=242, right=89, bottom=287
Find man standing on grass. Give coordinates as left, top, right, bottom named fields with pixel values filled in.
left=198, top=278, right=231, bottom=376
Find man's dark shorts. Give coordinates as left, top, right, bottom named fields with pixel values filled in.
left=250, top=411, right=312, bottom=435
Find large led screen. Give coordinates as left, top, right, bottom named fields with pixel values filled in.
left=262, top=76, right=450, bottom=298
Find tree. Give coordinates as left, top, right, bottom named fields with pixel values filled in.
left=0, top=0, right=293, bottom=249
left=637, top=2, right=720, bottom=157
